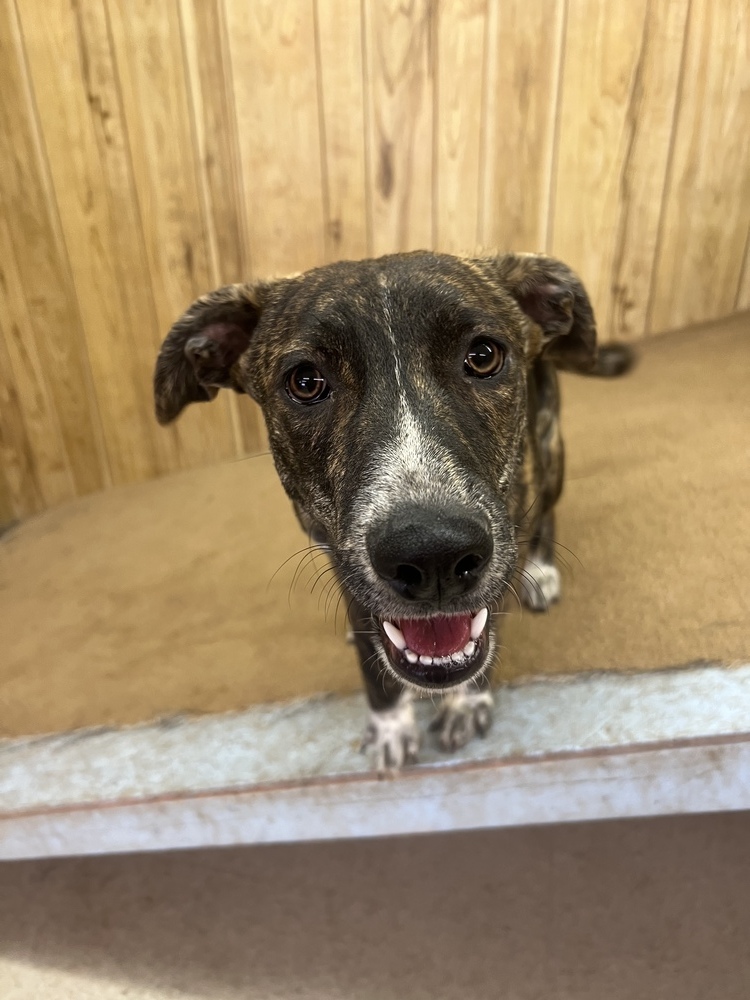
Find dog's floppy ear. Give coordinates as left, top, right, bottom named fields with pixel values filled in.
left=490, top=253, right=598, bottom=373
left=154, top=283, right=265, bottom=424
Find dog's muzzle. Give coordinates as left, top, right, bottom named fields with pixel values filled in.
left=367, top=504, right=494, bottom=687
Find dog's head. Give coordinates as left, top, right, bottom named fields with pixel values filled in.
left=155, top=252, right=596, bottom=690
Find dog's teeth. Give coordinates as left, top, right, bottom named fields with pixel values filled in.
left=470, top=607, right=488, bottom=639
left=383, top=621, right=407, bottom=650
left=405, top=650, right=418, bottom=663
left=463, top=640, right=476, bottom=657
left=419, top=654, right=433, bottom=665
left=451, top=651, right=464, bottom=663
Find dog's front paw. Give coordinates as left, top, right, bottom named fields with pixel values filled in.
left=430, top=688, right=494, bottom=752
left=520, top=558, right=561, bottom=612
left=360, top=696, right=420, bottom=775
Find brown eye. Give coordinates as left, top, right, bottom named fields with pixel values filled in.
left=286, top=364, right=330, bottom=404
left=464, top=339, right=505, bottom=378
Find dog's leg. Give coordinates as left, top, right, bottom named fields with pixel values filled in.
left=349, top=600, right=420, bottom=773
left=520, top=509, right=561, bottom=612
left=429, top=671, right=494, bottom=752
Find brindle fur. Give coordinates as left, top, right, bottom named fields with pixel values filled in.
left=154, top=251, right=630, bottom=765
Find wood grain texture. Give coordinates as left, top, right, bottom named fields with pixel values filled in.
left=178, top=0, right=265, bottom=455
left=107, top=0, right=239, bottom=466
left=0, top=466, right=14, bottom=528
left=2, top=0, right=749, bottom=516
left=0, top=0, right=106, bottom=511
left=737, top=229, right=750, bottom=311
left=178, top=0, right=248, bottom=285
left=551, top=0, right=688, bottom=342
left=0, top=212, right=72, bottom=511
left=225, top=0, right=326, bottom=277
left=649, top=0, right=750, bottom=333
left=0, top=308, right=44, bottom=517
left=364, top=0, right=435, bottom=255
left=480, top=0, right=564, bottom=254
left=17, top=0, right=173, bottom=485
left=315, top=0, right=370, bottom=261
left=435, top=0, right=487, bottom=253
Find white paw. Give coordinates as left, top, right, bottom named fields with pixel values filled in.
left=430, top=687, right=494, bottom=752
left=520, top=558, right=561, bottom=611
left=360, top=694, right=420, bottom=774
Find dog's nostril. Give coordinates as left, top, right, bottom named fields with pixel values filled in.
left=454, top=552, right=486, bottom=579
left=396, top=564, right=424, bottom=589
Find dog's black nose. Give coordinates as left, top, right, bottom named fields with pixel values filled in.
left=367, top=505, right=493, bottom=602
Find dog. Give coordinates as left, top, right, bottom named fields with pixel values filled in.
left=154, top=251, right=632, bottom=772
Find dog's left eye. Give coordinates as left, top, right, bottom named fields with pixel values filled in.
left=286, top=364, right=330, bottom=404
left=464, top=338, right=506, bottom=378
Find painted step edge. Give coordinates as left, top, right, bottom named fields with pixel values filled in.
left=1, top=662, right=749, bottom=859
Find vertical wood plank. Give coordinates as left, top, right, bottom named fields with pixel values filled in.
left=649, top=0, right=750, bottom=332
left=107, top=0, right=239, bottom=465
left=0, top=315, right=44, bottom=518
left=17, top=0, right=172, bottom=485
left=177, top=0, right=248, bottom=285
left=480, top=0, right=564, bottom=254
left=551, top=0, right=688, bottom=341
left=0, top=0, right=107, bottom=505
left=435, top=0, right=487, bottom=253
left=736, top=229, right=750, bottom=311
left=604, top=0, right=689, bottom=340
left=0, top=465, right=15, bottom=527
left=314, top=0, right=369, bottom=261
left=364, top=0, right=435, bottom=255
left=224, top=0, right=326, bottom=277
left=0, top=215, right=72, bottom=510
left=179, top=0, right=265, bottom=454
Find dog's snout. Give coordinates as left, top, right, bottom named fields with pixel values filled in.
left=367, top=506, right=493, bottom=603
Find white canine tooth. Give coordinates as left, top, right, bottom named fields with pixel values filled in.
left=406, top=650, right=418, bottom=664
left=383, top=621, right=407, bottom=650
left=451, top=651, right=465, bottom=663
left=470, top=607, right=488, bottom=639
left=419, top=655, right=433, bottom=665
left=463, top=640, right=476, bottom=657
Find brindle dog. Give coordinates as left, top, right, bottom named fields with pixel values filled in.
left=154, top=251, right=631, bottom=771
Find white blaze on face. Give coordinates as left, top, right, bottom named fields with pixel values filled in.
left=352, top=275, right=479, bottom=525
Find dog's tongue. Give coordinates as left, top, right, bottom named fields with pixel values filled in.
left=398, top=615, right=472, bottom=657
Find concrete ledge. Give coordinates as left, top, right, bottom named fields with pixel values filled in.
left=1, top=663, right=749, bottom=859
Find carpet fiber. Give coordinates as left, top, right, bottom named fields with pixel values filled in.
left=1, top=314, right=748, bottom=738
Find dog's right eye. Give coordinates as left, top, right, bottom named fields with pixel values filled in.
left=286, top=364, right=330, bottom=404
left=464, top=338, right=506, bottom=378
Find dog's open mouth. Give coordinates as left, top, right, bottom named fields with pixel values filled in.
left=378, top=608, right=489, bottom=688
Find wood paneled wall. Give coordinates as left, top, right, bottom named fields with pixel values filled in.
left=1, top=0, right=748, bottom=521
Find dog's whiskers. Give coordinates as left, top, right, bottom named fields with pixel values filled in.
left=318, top=573, right=342, bottom=613
left=267, top=544, right=320, bottom=589
left=324, top=581, right=344, bottom=621
left=230, top=450, right=272, bottom=464
left=291, top=548, right=325, bottom=595
left=308, top=563, right=337, bottom=597
left=332, top=587, right=353, bottom=634
left=515, top=566, right=546, bottom=605
left=515, top=534, right=580, bottom=576
left=545, top=538, right=583, bottom=568
left=514, top=490, right=543, bottom=534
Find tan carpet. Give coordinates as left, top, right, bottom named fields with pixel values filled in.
left=0, top=314, right=748, bottom=738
